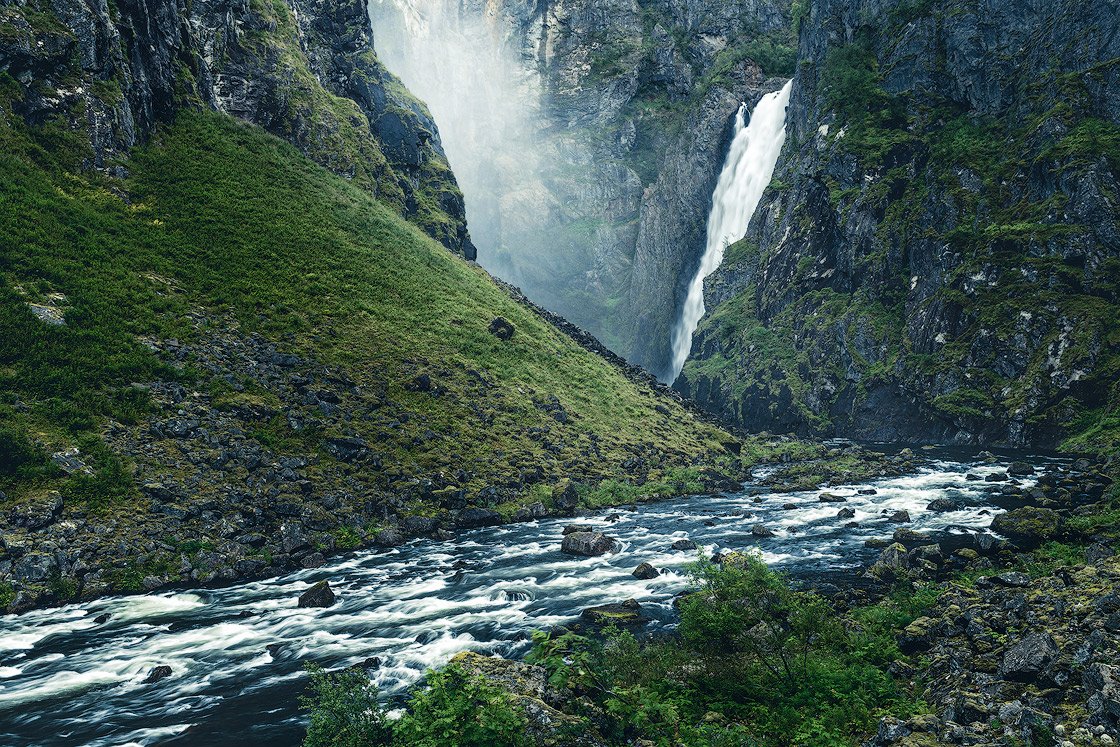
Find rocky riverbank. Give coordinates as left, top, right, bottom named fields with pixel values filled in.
left=412, top=454, right=1119, bottom=746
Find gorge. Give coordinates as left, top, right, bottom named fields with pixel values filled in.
left=1, top=0, right=1119, bottom=744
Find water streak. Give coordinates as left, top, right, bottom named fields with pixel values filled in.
left=666, top=81, right=793, bottom=383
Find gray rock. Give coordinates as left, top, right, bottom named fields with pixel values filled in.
left=297, top=580, right=336, bottom=608
left=751, top=524, right=775, bottom=537
left=632, top=562, right=659, bottom=580
left=560, top=531, right=619, bottom=557
left=887, top=510, right=911, bottom=523
left=455, top=508, right=503, bottom=529
left=142, top=665, right=173, bottom=684
left=670, top=538, right=697, bottom=551
left=998, top=633, right=1059, bottom=682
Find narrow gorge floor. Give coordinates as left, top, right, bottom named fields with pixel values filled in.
left=0, top=450, right=1055, bottom=746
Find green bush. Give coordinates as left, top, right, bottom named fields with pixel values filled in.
left=394, top=665, right=528, bottom=747
left=300, top=664, right=392, bottom=747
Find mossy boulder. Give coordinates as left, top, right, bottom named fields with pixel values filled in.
left=991, top=507, right=1063, bottom=546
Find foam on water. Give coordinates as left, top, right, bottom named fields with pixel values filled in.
left=0, top=451, right=1047, bottom=746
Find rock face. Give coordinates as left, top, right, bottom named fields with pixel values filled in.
left=369, top=0, right=795, bottom=372
left=0, top=0, right=473, bottom=256
left=677, top=0, right=1120, bottom=448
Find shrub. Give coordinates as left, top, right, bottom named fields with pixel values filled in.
left=300, top=664, right=391, bottom=747
left=393, top=665, right=528, bottom=747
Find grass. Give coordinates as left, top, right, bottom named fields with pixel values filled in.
left=0, top=89, right=742, bottom=522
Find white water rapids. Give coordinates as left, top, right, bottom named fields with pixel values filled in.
left=666, top=81, right=793, bottom=383
left=0, top=450, right=1054, bottom=746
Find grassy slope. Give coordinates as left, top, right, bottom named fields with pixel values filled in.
left=0, top=103, right=752, bottom=528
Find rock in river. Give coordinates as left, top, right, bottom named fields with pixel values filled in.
left=991, top=507, right=1062, bottom=546
left=632, top=562, right=660, bottom=580
left=297, top=580, right=336, bottom=608
left=670, top=538, right=697, bottom=551
left=561, top=531, right=618, bottom=557
left=143, top=665, right=173, bottom=684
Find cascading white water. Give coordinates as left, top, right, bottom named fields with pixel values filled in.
left=666, top=81, right=793, bottom=383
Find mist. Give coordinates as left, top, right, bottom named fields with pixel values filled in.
left=367, top=0, right=546, bottom=284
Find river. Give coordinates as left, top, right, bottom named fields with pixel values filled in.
left=0, top=449, right=1053, bottom=746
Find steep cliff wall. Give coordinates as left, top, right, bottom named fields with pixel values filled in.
left=679, top=0, right=1120, bottom=449
left=0, top=0, right=474, bottom=255
left=370, top=0, right=794, bottom=364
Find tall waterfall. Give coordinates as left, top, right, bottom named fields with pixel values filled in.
left=666, top=81, right=792, bottom=383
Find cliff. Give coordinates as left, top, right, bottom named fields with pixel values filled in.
left=679, top=0, right=1120, bottom=449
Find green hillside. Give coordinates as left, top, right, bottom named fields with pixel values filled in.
left=0, top=95, right=784, bottom=607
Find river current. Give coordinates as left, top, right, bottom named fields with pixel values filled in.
left=0, top=449, right=1052, bottom=746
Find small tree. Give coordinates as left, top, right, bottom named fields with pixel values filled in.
left=679, top=553, right=839, bottom=693
left=300, top=664, right=391, bottom=747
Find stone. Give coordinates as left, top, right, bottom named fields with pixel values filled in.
left=998, top=632, right=1059, bottom=682
left=991, top=507, right=1062, bottom=546
left=818, top=492, right=846, bottom=503
left=887, top=510, right=911, bottom=523
left=455, top=507, right=503, bottom=529
left=670, top=538, right=697, bottom=551
left=373, top=528, right=406, bottom=547
left=990, top=571, right=1031, bottom=588
left=868, top=543, right=909, bottom=580
left=1007, top=461, right=1036, bottom=477
left=297, top=580, right=336, bottom=608
left=488, top=317, right=515, bottom=340
left=560, top=531, right=618, bottom=557
left=632, top=562, right=659, bottom=580
left=6, top=492, right=64, bottom=530
left=580, top=599, right=647, bottom=627
left=142, top=665, right=173, bottom=684
left=751, top=524, right=775, bottom=537
left=552, top=480, right=579, bottom=512
left=926, top=498, right=959, bottom=512
left=837, top=507, right=856, bottom=520
left=562, top=524, right=596, bottom=535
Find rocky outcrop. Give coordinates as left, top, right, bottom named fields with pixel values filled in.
left=679, top=0, right=1120, bottom=448
left=0, top=0, right=473, bottom=256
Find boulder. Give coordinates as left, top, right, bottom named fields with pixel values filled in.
left=892, top=528, right=929, bottom=544
left=455, top=507, right=503, bottom=529
left=857, top=488, right=878, bottom=496
left=561, top=531, right=618, bottom=556
left=991, top=507, right=1062, bottom=546
left=985, top=471, right=1010, bottom=482
left=898, top=616, right=939, bottom=654
left=562, top=524, right=595, bottom=535
left=142, top=665, right=173, bottom=684
left=373, top=528, right=406, bottom=547
left=297, top=580, right=336, bottom=608
left=511, top=501, right=548, bottom=522
left=580, top=598, right=647, bottom=627
left=488, top=317, right=515, bottom=340
left=552, top=480, right=579, bottom=512
left=1083, top=664, right=1120, bottom=721
left=751, top=524, right=775, bottom=537
left=670, top=538, right=697, bottom=551
left=1007, top=461, right=1036, bottom=477
left=868, top=543, right=909, bottom=580
left=837, top=507, right=856, bottom=520
left=926, top=498, right=960, bottom=512
left=998, top=632, right=1059, bottom=682
left=6, top=492, right=63, bottom=530
left=818, top=492, right=846, bottom=503
left=632, top=563, right=659, bottom=580
left=887, top=510, right=911, bottom=523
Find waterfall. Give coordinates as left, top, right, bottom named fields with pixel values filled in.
left=665, top=81, right=792, bottom=384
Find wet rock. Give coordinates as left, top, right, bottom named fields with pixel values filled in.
left=837, top=507, right=856, bottom=520
left=561, top=531, right=618, bottom=557
left=580, top=598, right=647, bottom=627
left=991, top=507, right=1062, bottom=546
left=1008, top=461, right=1036, bottom=477
left=94, top=613, right=111, bottom=624
left=926, top=498, right=959, bottom=512
left=297, top=580, right=336, bottom=608
left=488, top=317, right=515, bottom=340
left=751, top=524, right=775, bottom=538
left=455, top=507, right=503, bottom=529
left=986, top=471, right=1010, bottom=482
left=780, top=502, right=798, bottom=510
left=857, top=488, right=878, bottom=496
left=670, top=538, right=697, bottom=551
left=818, top=492, right=847, bottom=503
left=562, top=524, right=596, bottom=536
left=892, top=528, right=929, bottom=544
left=632, top=562, right=659, bottom=580
left=373, top=528, right=406, bottom=547
left=887, top=510, right=911, bottom=523
left=142, top=665, right=173, bottom=684
left=998, top=632, right=1059, bottom=682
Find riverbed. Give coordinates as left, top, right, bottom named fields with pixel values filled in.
left=0, top=450, right=1050, bottom=746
